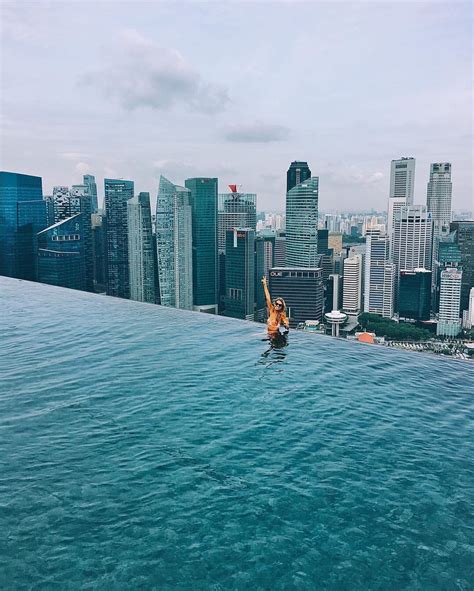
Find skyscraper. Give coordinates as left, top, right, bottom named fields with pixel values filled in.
left=287, top=161, right=311, bottom=193
left=285, top=177, right=319, bottom=267
left=37, top=214, right=85, bottom=290
left=91, top=213, right=107, bottom=293
left=224, top=228, right=255, bottom=320
left=156, top=176, right=193, bottom=310
left=389, top=157, right=415, bottom=203
left=427, top=163, right=452, bottom=230
left=104, top=178, right=134, bottom=299
left=364, top=234, right=395, bottom=318
left=52, top=186, right=71, bottom=222
left=83, top=174, right=98, bottom=213
left=393, top=205, right=433, bottom=272
left=269, top=267, right=324, bottom=327
left=185, top=177, right=218, bottom=313
left=70, top=184, right=94, bottom=292
left=398, top=269, right=431, bottom=321
left=127, top=192, right=156, bottom=304
left=218, top=186, right=256, bottom=252
left=437, top=267, right=462, bottom=337
left=450, top=221, right=474, bottom=313
left=0, top=171, right=46, bottom=281
left=342, top=254, right=362, bottom=315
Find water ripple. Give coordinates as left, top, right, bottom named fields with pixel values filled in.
left=1, top=278, right=473, bottom=590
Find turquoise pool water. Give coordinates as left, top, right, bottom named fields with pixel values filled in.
left=1, top=277, right=473, bottom=590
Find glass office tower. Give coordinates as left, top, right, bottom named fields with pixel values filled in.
left=156, top=176, right=193, bottom=310
left=37, top=214, right=85, bottom=290
left=0, top=171, right=46, bottom=280
left=185, top=177, right=218, bottom=313
left=286, top=177, right=319, bottom=267
left=104, top=178, right=134, bottom=299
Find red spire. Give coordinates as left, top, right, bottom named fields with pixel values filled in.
left=229, top=184, right=238, bottom=193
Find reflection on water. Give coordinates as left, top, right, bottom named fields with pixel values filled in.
left=259, top=333, right=288, bottom=368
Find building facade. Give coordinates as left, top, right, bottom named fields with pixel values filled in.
left=285, top=177, right=319, bottom=267
left=437, top=267, right=462, bottom=337
left=393, top=205, right=433, bottom=272
left=286, top=161, right=311, bottom=193
left=389, top=157, right=415, bottom=203
left=342, top=254, right=362, bottom=315
left=224, top=228, right=255, bottom=320
left=70, top=184, right=94, bottom=292
left=0, top=171, right=46, bottom=281
left=269, top=267, right=324, bottom=327
left=218, top=187, right=256, bottom=253
left=450, top=221, right=474, bottom=313
left=127, top=192, right=156, bottom=304
left=37, top=214, right=85, bottom=290
left=156, top=176, right=193, bottom=310
left=185, top=177, right=218, bottom=313
left=364, top=234, right=395, bottom=318
left=427, top=163, right=452, bottom=230
left=104, top=178, right=134, bottom=299
left=398, top=269, right=431, bottom=321
left=83, top=174, right=98, bottom=213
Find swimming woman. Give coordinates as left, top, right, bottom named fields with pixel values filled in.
left=261, top=275, right=289, bottom=337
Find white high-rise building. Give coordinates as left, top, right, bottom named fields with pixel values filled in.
left=462, top=287, right=474, bottom=329
left=156, top=176, right=193, bottom=310
left=364, top=234, right=395, bottom=318
left=128, top=192, right=156, bottom=304
left=427, top=163, right=452, bottom=230
left=437, top=267, right=462, bottom=337
left=342, top=254, right=362, bottom=315
left=389, top=157, right=415, bottom=204
left=393, top=205, right=433, bottom=272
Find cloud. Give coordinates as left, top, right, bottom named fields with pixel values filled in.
left=82, top=29, right=229, bottom=114
left=61, top=152, right=91, bottom=161
left=75, top=162, right=91, bottom=174
left=324, top=165, right=385, bottom=186
left=223, top=122, right=290, bottom=143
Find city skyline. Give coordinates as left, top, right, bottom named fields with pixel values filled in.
left=1, top=1, right=472, bottom=211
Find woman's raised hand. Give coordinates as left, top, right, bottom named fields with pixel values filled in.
left=261, top=275, right=267, bottom=285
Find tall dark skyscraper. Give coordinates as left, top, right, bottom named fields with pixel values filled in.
left=450, top=221, right=474, bottom=313
left=0, top=171, right=46, bottom=281
left=225, top=228, right=255, bottom=320
left=92, top=213, right=107, bottom=293
left=286, top=161, right=311, bottom=193
left=398, top=269, right=431, bottom=321
left=37, top=214, right=85, bottom=290
left=71, top=185, right=94, bottom=292
left=185, top=177, right=218, bottom=313
left=104, top=178, right=134, bottom=299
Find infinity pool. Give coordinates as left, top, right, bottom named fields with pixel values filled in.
left=1, top=278, right=473, bottom=590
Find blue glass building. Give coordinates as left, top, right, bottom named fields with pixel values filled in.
left=104, top=179, right=134, bottom=299
left=83, top=175, right=98, bottom=213
left=0, top=171, right=46, bottom=280
left=37, top=214, right=85, bottom=290
left=185, top=178, right=218, bottom=313
left=286, top=177, right=319, bottom=267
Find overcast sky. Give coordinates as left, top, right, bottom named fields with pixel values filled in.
left=1, top=0, right=472, bottom=212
